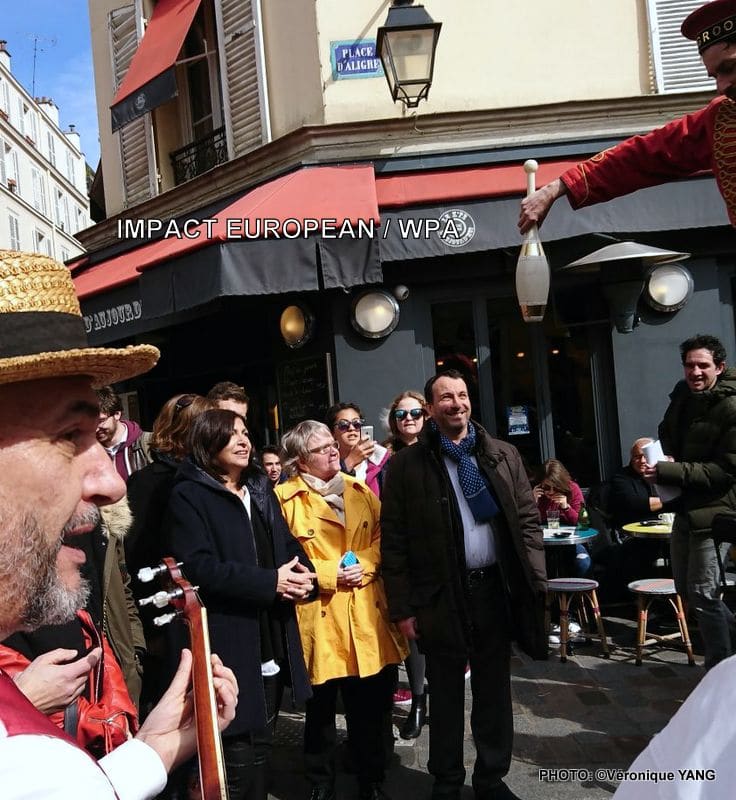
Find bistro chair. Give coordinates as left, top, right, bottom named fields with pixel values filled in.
left=711, top=513, right=736, bottom=595
left=545, top=577, right=611, bottom=663
left=627, top=578, right=695, bottom=666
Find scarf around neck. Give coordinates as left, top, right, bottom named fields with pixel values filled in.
left=432, top=420, right=499, bottom=523
left=301, top=471, right=346, bottom=523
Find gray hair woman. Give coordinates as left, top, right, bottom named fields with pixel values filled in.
left=276, top=420, right=407, bottom=800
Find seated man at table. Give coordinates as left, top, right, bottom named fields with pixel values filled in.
left=595, top=437, right=666, bottom=601
left=610, top=438, right=663, bottom=530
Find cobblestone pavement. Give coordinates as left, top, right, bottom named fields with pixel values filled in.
left=269, top=611, right=706, bottom=800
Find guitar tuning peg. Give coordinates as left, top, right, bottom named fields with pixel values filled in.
left=138, top=590, right=172, bottom=609
left=153, top=612, right=178, bottom=627
left=137, top=564, right=167, bottom=583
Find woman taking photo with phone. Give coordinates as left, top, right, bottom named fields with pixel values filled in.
left=326, top=402, right=389, bottom=497
left=276, top=421, right=406, bottom=800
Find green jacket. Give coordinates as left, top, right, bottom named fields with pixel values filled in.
left=658, top=367, right=736, bottom=534
left=100, top=498, right=146, bottom=707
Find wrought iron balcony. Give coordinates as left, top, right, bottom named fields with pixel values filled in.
left=170, top=126, right=228, bottom=185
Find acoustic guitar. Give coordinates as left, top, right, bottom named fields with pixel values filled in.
left=138, top=556, right=229, bottom=800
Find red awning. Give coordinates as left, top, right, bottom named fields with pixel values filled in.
left=73, top=165, right=380, bottom=300
left=374, top=161, right=579, bottom=208
left=111, top=0, right=202, bottom=131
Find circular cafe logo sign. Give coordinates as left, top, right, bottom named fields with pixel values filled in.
left=134, top=92, right=147, bottom=112
left=438, top=209, right=476, bottom=248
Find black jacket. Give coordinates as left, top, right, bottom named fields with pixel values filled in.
left=380, top=422, right=547, bottom=659
left=610, top=465, right=660, bottom=530
left=165, top=460, right=313, bottom=736
left=658, top=369, right=736, bottom=534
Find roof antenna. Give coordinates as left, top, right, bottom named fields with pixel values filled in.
left=29, top=34, right=57, bottom=97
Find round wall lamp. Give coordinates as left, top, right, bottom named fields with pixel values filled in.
left=351, top=289, right=400, bottom=339
left=645, top=264, right=694, bottom=312
left=279, top=304, right=314, bottom=349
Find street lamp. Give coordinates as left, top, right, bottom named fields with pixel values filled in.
left=376, top=1, right=442, bottom=109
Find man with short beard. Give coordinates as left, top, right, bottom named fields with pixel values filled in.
left=0, top=250, right=238, bottom=800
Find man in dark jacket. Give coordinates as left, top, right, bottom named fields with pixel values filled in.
left=643, top=334, right=736, bottom=669
left=381, top=370, right=547, bottom=800
left=96, top=385, right=151, bottom=481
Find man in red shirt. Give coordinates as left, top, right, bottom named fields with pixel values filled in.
left=519, top=0, right=736, bottom=233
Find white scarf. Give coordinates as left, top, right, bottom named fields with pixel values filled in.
left=301, top=472, right=346, bottom=523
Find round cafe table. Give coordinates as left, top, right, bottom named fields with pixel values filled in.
left=543, top=527, right=598, bottom=578
left=543, top=526, right=599, bottom=546
left=622, top=521, right=672, bottom=539
left=622, top=521, right=673, bottom=575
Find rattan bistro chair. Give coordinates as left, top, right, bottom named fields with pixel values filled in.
left=545, top=577, right=611, bottom=663
left=711, top=513, right=736, bottom=595
left=627, top=578, right=695, bottom=666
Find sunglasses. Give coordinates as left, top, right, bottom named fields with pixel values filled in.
left=539, top=483, right=555, bottom=492
left=393, top=408, right=423, bottom=421
left=334, top=419, right=364, bottom=432
left=175, top=394, right=195, bottom=412
left=309, top=441, right=340, bottom=455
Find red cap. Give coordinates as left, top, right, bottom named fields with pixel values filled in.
left=682, top=0, right=736, bottom=53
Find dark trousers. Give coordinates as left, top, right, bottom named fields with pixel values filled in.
left=425, top=568, right=513, bottom=799
left=304, top=668, right=392, bottom=790
left=223, top=673, right=283, bottom=800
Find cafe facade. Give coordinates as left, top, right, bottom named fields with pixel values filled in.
left=75, top=0, right=736, bottom=487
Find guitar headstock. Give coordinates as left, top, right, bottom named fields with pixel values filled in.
left=138, top=556, right=203, bottom=626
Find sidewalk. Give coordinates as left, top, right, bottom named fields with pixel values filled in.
left=270, top=610, right=705, bottom=800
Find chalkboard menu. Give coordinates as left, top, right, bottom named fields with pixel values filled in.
left=276, top=354, right=334, bottom=432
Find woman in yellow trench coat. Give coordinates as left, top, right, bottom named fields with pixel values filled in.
left=276, top=420, right=406, bottom=800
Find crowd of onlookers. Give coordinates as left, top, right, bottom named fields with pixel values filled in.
left=5, top=339, right=736, bottom=800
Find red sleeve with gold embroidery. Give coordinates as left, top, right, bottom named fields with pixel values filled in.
left=560, top=98, right=723, bottom=209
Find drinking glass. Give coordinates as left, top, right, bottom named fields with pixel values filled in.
left=546, top=509, right=560, bottom=530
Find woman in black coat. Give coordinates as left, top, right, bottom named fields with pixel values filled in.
left=165, top=409, right=316, bottom=800
left=126, top=392, right=214, bottom=714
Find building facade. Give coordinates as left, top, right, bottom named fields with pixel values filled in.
left=0, top=42, right=90, bottom=261
left=75, top=0, right=734, bottom=486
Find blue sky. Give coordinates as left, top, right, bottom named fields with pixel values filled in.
left=4, top=1, right=100, bottom=165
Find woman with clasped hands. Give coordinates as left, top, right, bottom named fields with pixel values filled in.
left=276, top=421, right=407, bottom=800
left=166, top=409, right=316, bottom=800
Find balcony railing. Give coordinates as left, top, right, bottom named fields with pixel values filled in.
left=170, top=126, right=228, bottom=185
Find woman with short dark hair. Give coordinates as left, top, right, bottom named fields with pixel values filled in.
left=166, top=409, right=316, bottom=800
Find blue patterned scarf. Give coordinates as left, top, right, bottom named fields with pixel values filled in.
left=432, top=420, right=499, bottom=522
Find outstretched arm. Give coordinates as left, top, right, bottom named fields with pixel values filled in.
left=518, top=178, right=568, bottom=234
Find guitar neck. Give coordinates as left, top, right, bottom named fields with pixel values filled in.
left=187, top=606, right=229, bottom=800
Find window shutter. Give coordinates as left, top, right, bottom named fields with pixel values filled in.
left=110, top=5, right=154, bottom=207
left=0, top=138, right=6, bottom=186
left=647, top=0, right=717, bottom=93
left=220, top=0, right=265, bottom=157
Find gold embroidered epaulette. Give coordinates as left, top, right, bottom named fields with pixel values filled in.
left=713, top=99, right=736, bottom=226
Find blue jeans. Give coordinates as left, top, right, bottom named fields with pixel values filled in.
left=670, top=516, right=736, bottom=670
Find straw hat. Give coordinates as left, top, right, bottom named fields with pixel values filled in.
left=0, top=250, right=159, bottom=387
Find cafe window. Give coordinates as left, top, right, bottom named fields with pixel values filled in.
left=430, top=300, right=480, bottom=414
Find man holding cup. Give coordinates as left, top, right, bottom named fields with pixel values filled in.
left=642, top=334, right=736, bottom=670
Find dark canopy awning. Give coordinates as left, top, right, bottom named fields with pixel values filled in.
left=111, top=0, right=202, bottom=132
left=378, top=175, right=729, bottom=262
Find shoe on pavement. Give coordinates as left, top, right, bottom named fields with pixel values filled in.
left=393, top=688, right=412, bottom=705
left=479, top=781, right=523, bottom=800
